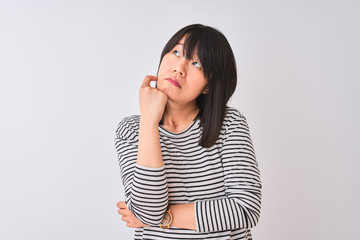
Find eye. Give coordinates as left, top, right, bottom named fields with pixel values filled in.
left=192, top=61, right=202, bottom=69
left=173, top=50, right=180, bottom=56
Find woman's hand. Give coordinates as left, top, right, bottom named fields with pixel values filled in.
left=117, top=201, right=149, bottom=228
left=139, top=75, right=168, bottom=124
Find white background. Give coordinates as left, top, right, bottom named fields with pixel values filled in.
left=1, top=0, right=359, bottom=239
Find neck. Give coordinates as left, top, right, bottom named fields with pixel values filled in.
left=161, top=101, right=199, bottom=133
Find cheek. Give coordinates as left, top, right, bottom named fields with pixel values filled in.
left=157, top=55, right=173, bottom=75
left=157, top=65, right=169, bottom=79
left=190, top=73, right=207, bottom=89
left=157, top=60, right=164, bottom=75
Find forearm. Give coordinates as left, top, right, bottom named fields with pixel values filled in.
left=127, top=164, right=168, bottom=225
left=168, top=195, right=261, bottom=233
left=118, top=119, right=167, bottom=224
left=128, top=119, right=169, bottom=225
left=169, top=203, right=196, bottom=230
left=118, top=75, right=170, bottom=225
left=194, top=195, right=261, bottom=232
left=137, top=119, right=163, bottom=168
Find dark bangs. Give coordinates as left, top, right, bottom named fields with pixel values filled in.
left=159, top=24, right=215, bottom=82
left=158, top=24, right=237, bottom=148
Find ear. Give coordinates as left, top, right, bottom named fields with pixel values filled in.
left=202, top=87, right=209, bottom=94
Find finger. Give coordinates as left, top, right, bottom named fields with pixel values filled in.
left=121, top=216, right=128, bottom=222
left=118, top=208, right=130, bottom=215
left=141, top=75, right=158, bottom=88
left=118, top=209, right=125, bottom=215
left=117, top=201, right=127, bottom=209
left=126, top=222, right=138, bottom=228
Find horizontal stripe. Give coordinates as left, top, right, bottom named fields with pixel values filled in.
left=115, top=107, right=261, bottom=239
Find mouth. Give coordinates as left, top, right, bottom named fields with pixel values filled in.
left=165, top=78, right=182, bottom=88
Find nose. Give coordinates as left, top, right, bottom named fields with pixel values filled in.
left=173, top=60, right=186, bottom=77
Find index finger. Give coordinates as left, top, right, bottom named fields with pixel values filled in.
left=141, top=75, right=158, bottom=88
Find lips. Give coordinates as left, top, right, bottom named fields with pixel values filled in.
left=165, top=78, right=182, bottom=88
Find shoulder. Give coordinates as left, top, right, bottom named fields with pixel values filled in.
left=222, top=106, right=248, bottom=129
left=219, top=107, right=252, bottom=144
left=115, top=115, right=140, bottom=141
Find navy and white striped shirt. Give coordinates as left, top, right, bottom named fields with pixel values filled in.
left=115, top=107, right=261, bottom=239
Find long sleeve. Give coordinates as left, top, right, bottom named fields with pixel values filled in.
left=194, top=111, right=262, bottom=232
left=115, top=116, right=168, bottom=225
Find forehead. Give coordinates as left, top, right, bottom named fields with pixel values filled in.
left=174, top=35, right=199, bottom=59
left=178, top=35, right=187, bottom=44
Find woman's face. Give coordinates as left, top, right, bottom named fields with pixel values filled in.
left=157, top=36, right=208, bottom=106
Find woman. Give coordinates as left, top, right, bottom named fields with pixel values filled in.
left=115, top=24, right=261, bottom=239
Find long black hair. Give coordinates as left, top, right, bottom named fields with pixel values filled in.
left=158, top=24, right=237, bottom=148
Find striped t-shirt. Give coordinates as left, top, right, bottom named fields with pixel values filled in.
left=115, top=107, right=261, bottom=239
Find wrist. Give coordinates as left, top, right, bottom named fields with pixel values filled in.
left=167, top=203, right=196, bottom=230
left=159, top=208, right=172, bottom=229
left=140, top=117, right=160, bottom=129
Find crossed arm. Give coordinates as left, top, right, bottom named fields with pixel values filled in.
left=115, top=115, right=261, bottom=231
left=117, top=201, right=196, bottom=229
left=115, top=76, right=261, bottom=232
left=116, top=75, right=197, bottom=230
